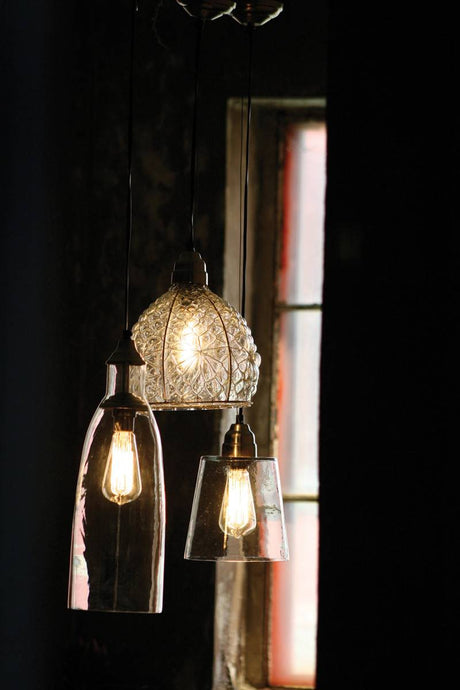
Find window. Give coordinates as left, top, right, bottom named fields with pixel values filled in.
left=269, top=119, right=325, bottom=687
left=215, top=100, right=326, bottom=690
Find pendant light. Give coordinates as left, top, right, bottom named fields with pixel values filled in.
left=185, top=419, right=289, bottom=560
left=68, top=0, right=166, bottom=613
left=132, top=1, right=261, bottom=411
left=185, top=2, right=289, bottom=562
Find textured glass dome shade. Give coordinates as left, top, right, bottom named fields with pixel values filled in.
left=68, top=334, right=166, bottom=613
left=132, top=251, right=261, bottom=410
left=185, top=421, right=289, bottom=561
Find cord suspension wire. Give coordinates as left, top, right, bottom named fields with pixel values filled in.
left=189, top=18, right=205, bottom=251
left=241, top=25, right=254, bottom=322
left=124, top=0, right=138, bottom=332
left=239, top=25, right=255, bottom=424
left=238, top=96, right=245, bottom=315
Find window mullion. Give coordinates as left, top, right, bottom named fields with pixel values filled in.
left=275, top=303, right=322, bottom=312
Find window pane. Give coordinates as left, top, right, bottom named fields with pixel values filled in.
left=276, top=310, right=321, bottom=496
left=279, top=122, right=326, bottom=305
left=269, top=501, right=318, bottom=687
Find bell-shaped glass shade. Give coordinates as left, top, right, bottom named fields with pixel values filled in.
left=184, top=455, right=289, bottom=561
left=68, top=357, right=165, bottom=613
left=132, top=283, right=261, bottom=410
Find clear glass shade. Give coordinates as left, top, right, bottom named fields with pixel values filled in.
left=68, top=361, right=165, bottom=613
left=132, top=283, right=261, bottom=410
left=185, top=456, right=289, bottom=561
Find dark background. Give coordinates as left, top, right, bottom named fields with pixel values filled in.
left=0, top=1, right=456, bottom=689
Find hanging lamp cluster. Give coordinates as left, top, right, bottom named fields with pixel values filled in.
left=69, top=0, right=287, bottom=616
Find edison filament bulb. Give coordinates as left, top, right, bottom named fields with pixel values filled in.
left=219, top=467, right=256, bottom=538
left=102, top=412, right=142, bottom=506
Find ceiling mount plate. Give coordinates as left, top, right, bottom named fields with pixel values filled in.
left=176, top=0, right=236, bottom=20
left=231, top=0, right=283, bottom=26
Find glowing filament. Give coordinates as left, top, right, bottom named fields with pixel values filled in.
left=102, top=430, right=142, bottom=505
left=176, top=324, right=202, bottom=371
left=219, top=468, right=257, bottom=538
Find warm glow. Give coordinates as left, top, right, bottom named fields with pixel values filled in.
left=176, top=323, right=202, bottom=371
left=133, top=283, right=260, bottom=408
left=219, top=468, right=256, bottom=538
left=102, top=430, right=142, bottom=505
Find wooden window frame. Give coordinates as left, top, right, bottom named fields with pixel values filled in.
left=213, top=98, right=326, bottom=690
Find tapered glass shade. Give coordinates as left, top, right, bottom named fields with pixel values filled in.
left=132, top=252, right=260, bottom=410
left=185, top=423, right=289, bottom=561
left=185, top=456, right=288, bottom=560
left=68, top=336, right=165, bottom=613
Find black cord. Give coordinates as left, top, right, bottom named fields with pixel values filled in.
left=238, top=26, right=254, bottom=424
left=124, top=0, right=138, bottom=332
left=238, top=96, right=245, bottom=314
left=189, top=18, right=205, bottom=251
left=240, top=25, right=253, bottom=323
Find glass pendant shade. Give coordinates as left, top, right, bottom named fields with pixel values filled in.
left=68, top=333, right=166, bottom=613
left=132, top=251, right=261, bottom=410
left=185, top=421, right=289, bottom=561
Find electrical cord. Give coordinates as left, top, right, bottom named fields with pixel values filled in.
left=124, top=0, right=138, bottom=332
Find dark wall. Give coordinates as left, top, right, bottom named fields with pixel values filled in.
left=0, top=2, right=326, bottom=689
left=317, top=6, right=456, bottom=689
